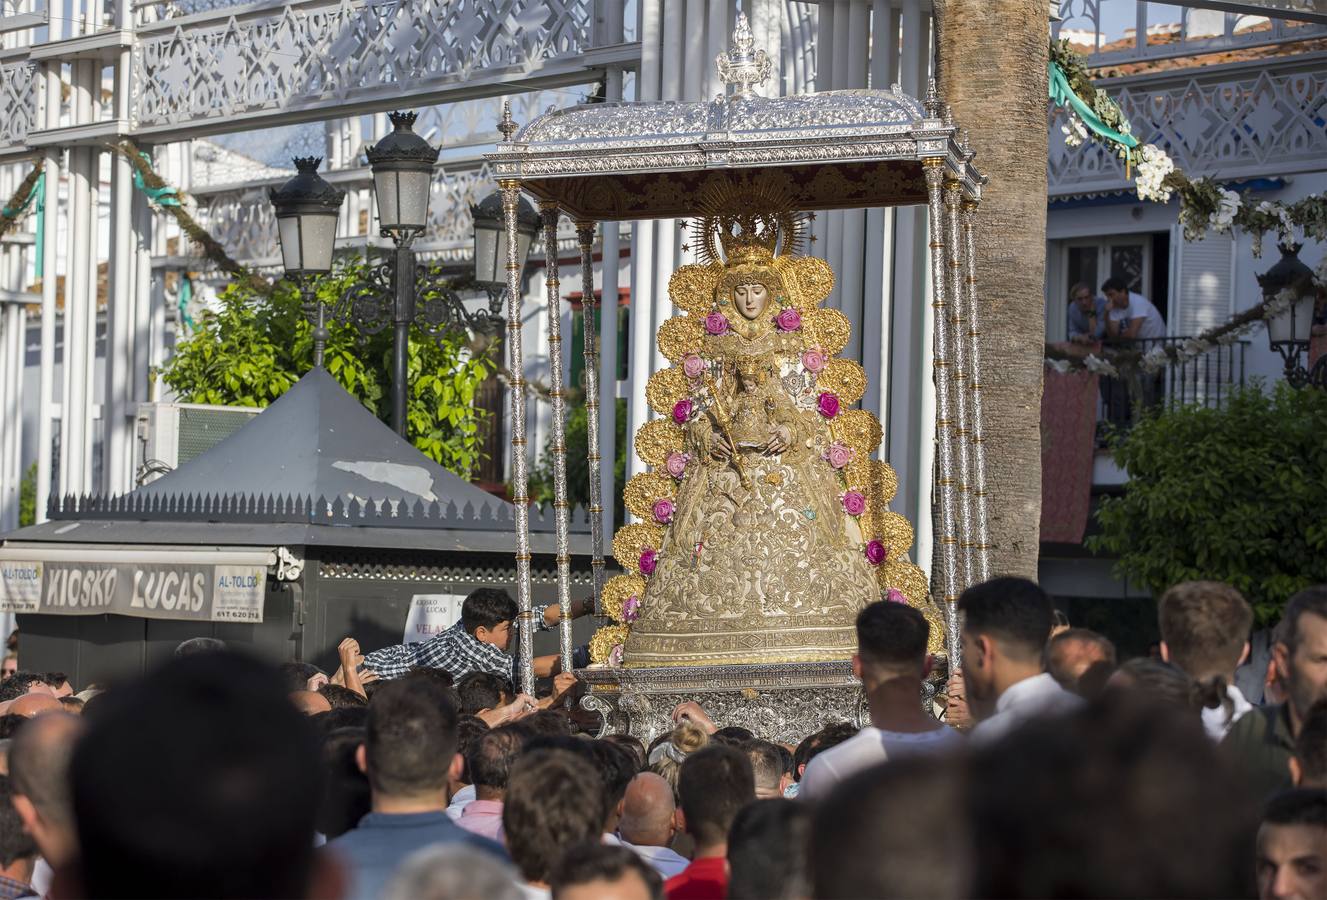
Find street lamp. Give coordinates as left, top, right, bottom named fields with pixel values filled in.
left=471, top=190, right=540, bottom=290
left=269, top=157, right=345, bottom=366
left=1257, top=242, right=1318, bottom=387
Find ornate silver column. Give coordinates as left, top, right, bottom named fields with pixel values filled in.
left=501, top=178, right=536, bottom=696
left=576, top=221, right=606, bottom=614
left=961, top=194, right=993, bottom=583
left=540, top=202, right=575, bottom=674
left=922, top=157, right=961, bottom=664
left=943, top=176, right=976, bottom=590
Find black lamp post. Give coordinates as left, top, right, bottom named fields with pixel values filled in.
left=471, top=190, right=540, bottom=291
left=1257, top=242, right=1320, bottom=388
left=269, top=157, right=345, bottom=367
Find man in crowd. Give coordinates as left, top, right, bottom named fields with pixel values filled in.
left=1045, top=628, right=1116, bottom=696
left=361, top=588, right=588, bottom=683
left=618, top=773, right=688, bottom=879
left=457, top=725, right=526, bottom=843
left=67, top=653, right=340, bottom=899
left=1225, top=587, right=1327, bottom=798
left=742, top=740, right=790, bottom=800
left=0, top=776, right=37, bottom=900
left=291, top=689, right=332, bottom=716
left=666, top=744, right=755, bottom=900
left=1066, top=282, right=1107, bottom=344
left=1102, top=276, right=1166, bottom=341
left=590, top=741, right=638, bottom=842
left=503, top=749, right=606, bottom=899
left=1158, top=580, right=1255, bottom=739
left=957, top=577, right=1081, bottom=743
left=9, top=711, right=82, bottom=894
left=551, top=843, right=664, bottom=900
left=1255, top=789, right=1327, bottom=900
left=727, top=800, right=812, bottom=900
left=1290, top=700, right=1327, bottom=789
left=458, top=672, right=514, bottom=716
left=330, top=677, right=503, bottom=900
left=799, top=602, right=961, bottom=800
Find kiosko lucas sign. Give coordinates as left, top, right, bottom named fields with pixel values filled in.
left=0, top=561, right=266, bottom=623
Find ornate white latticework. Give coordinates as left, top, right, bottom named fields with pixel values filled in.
left=0, top=62, right=36, bottom=150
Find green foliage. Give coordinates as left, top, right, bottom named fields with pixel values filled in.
left=1088, top=382, right=1327, bottom=626
left=530, top=395, right=628, bottom=527
left=161, top=261, right=494, bottom=480
left=18, top=463, right=35, bottom=527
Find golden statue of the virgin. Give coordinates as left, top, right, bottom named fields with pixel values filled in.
left=590, top=179, right=934, bottom=668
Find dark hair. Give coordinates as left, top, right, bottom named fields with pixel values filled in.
left=0, top=672, right=43, bottom=703
left=455, top=714, right=490, bottom=785
left=1294, top=700, right=1327, bottom=786
left=0, top=776, right=35, bottom=868
left=70, top=653, right=323, bottom=898
left=0, top=714, right=27, bottom=740
left=468, top=725, right=526, bottom=792
left=794, top=722, right=857, bottom=781
left=405, top=667, right=455, bottom=689
left=967, top=695, right=1256, bottom=897
left=677, top=744, right=755, bottom=846
left=457, top=672, right=511, bottom=715
left=1101, top=276, right=1127, bottom=293
left=742, top=739, right=786, bottom=795
left=811, top=755, right=968, bottom=899
left=316, top=727, right=370, bottom=840
left=857, top=601, right=930, bottom=671
left=957, top=577, right=1054, bottom=660
left=318, top=684, right=367, bottom=709
left=550, top=842, right=664, bottom=900
left=38, top=672, right=68, bottom=689
left=276, top=661, right=324, bottom=694
left=589, top=740, right=638, bottom=825
left=525, top=709, right=574, bottom=738
left=601, top=733, right=646, bottom=772
left=314, top=705, right=369, bottom=735
left=1109, top=658, right=1201, bottom=716
left=728, top=799, right=812, bottom=900
left=712, top=725, right=756, bottom=745
left=1262, top=788, right=1327, bottom=828
left=364, top=677, right=459, bottom=797
left=503, top=749, right=605, bottom=883
left=461, top=588, right=518, bottom=636
left=1158, top=582, right=1253, bottom=695
left=1280, top=586, right=1327, bottom=652
left=174, top=636, right=227, bottom=658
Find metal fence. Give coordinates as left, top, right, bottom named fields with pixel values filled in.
left=1096, top=337, right=1248, bottom=442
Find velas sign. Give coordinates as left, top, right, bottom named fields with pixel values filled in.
left=0, top=560, right=266, bottom=623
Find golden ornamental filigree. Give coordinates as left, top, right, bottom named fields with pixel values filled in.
left=876, top=511, right=915, bottom=557
left=870, top=460, right=899, bottom=505
left=645, top=367, right=690, bottom=416
left=877, top=559, right=932, bottom=609
left=790, top=255, right=835, bottom=308
left=612, top=523, right=665, bottom=573
left=589, top=623, right=632, bottom=664
left=842, top=456, right=874, bottom=495
left=657, top=315, right=705, bottom=364
left=602, top=573, right=647, bottom=623
left=669, top=264, right=722, bottom=316
left=635, top=419, right=685, bottom=468
left=819, top=358, right=867, bottom=404
left=836, top=409, right=883, bottom=459
left=623, top=472, right=678, bottom=521
left=809, top=307, right=851, bottom=355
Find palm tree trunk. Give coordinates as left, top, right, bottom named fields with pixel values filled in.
left=934, top=0, right=1048, bottom=580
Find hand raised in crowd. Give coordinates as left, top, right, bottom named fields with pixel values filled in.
left=479, top=693, right=539, bottom=727
left=541, top=671, right=581, bottom=708
left=336, top=637, right=367, bottom=698
left=945, top=669, right=973, bottom=731
left=672, top=700, right=717, bottom=734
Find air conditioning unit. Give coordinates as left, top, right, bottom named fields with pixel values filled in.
left=134, top=402, right=263, bottom=486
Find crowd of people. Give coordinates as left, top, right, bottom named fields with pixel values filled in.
left=0, top=577, right=1321, bottom=899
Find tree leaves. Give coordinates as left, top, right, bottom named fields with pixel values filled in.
left=1088, top=382, right=1327, bottom=626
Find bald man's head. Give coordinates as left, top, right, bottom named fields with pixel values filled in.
left=9, top=711, right=84, bottom=865
left=1046, top=629, right=1117, bottom=696
left=290, top=691, right=331, bottom=716
left=618, top=772, right=677, bottom=848
left=9, top=693, right=61, bottom=718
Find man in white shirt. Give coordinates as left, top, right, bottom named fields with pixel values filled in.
left=799, top=602, right=962, bottom=801
left=958, top=577, right=1082, bottom=745
left=1103, top=278, right=1167, bottom=341
left=616, top=773, right=689, bottom=879
left=1158, top=580, right=1256, bottom=740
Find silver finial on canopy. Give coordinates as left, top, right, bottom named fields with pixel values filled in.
left=717, top=12, right=771, bottom=98
left=498, top=100, right=518, bottom=142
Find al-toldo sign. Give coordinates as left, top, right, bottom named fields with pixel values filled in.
left=0, top=561, right=266, bottom=623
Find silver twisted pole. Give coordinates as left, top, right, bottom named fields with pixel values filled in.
left=923, top=158, right=962, bottom=667
left=576, top=221, right=606, bottom=616
left=944, top=177, right=976, bottom=590
left=540, top=202, right=575, bottom=675
left=961, top=197, right=993, bottom=582
left=501, top=180, right=536, bottom=696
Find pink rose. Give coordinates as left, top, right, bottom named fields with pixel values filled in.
left=802, top=348, right=827, bottom=373
left=886, top=588, right=908, bottom=604
left=623, top=596, right=641, bottom=623
left=682, top=354, right=706, bottom=380
left=842, top=490, right=867, bottom=517
left=817, top=391, right=840, bottom=418
left=823, top=442, right=854, bottom=470
left=608, top=644, right=625, bottom=666
left=704, top=312, right=729, bottom=335
left=639, top=548, right=658, bottom=575
left=672, top=399, right=693, bottom=425
left=865, top=540, right=887, bottom=566
left=652, top=499, right=675, bottom=524
left=665, top=451, right=690, bottom=479
left=775, top=308, right=802, bottom=332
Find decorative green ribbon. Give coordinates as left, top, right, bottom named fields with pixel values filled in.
left=1049, top=61, right=1139, bottom=159
left=1, top=170, right=41, bottom=219
left=33, top=173, right=44, bottom=279
left=179, top=273, right=194, bottom=332
left=132, top=153, right=182, bottom=208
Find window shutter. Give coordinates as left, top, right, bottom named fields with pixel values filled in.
left=1173, top=228, right=1235, bottom=336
